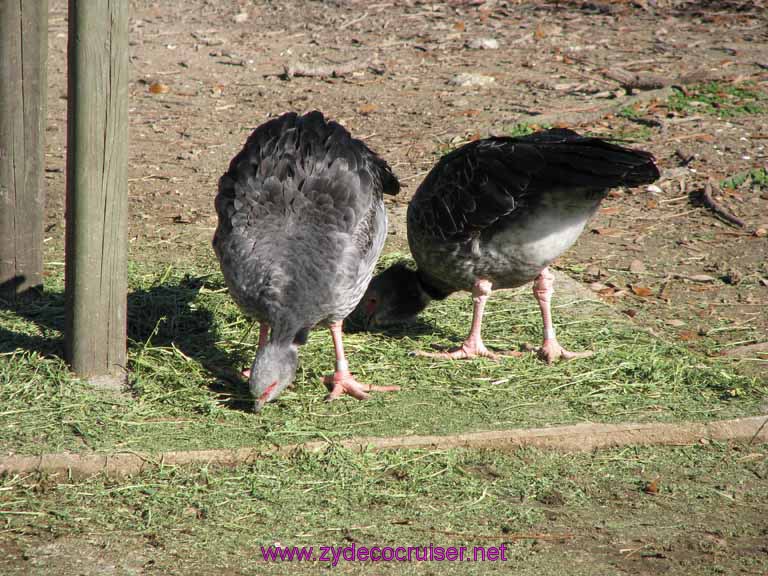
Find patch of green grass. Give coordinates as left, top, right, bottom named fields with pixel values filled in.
left=667, top=81, right=766, bottom=118
left=1, top=443, right=766, bottom=574
left=506, top=123, right=553, bottom=137
left=1, top=257, right=765, bottom=456
left=722, top=167, right=768, bottom=191
left=617, top=105, right=643, bottom=120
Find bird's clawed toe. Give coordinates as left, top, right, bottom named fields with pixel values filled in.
left=414, top=342, right=522, bottom=361
left=323, top=372, right=400, bottom=401
left=536, top=340, right=594, bottom=364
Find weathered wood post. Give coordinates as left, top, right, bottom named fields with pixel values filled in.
left=65, top=0, right=129, bottom=384
left=0, top=0, right=48, bottom=299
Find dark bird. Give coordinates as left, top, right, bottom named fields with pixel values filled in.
left=357, top=129, right=659, bottom=363
left=213, top=111, right=401, bottom=409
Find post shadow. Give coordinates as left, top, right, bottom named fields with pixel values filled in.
left=0, top=273, right=253, bottom=411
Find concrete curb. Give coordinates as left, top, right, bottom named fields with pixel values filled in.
left=2, top=415, right=766, bottom=480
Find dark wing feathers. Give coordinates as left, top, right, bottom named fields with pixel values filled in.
left=413, top=139, right=541, bottom=239
left=412, top=129, right=658, bottom=241
left=217, top=111, right=399, bottom=236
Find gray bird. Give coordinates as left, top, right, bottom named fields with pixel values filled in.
left=213, top=111, right=400, bottom=410
left=357, top=129, right=659, bottom=363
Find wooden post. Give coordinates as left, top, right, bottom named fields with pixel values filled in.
left=65, top=0, right=129, bottom=383
left=0, top=0, right=48, bottom=298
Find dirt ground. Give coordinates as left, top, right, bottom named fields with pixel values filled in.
left=22, top=0, right=768, bottom=573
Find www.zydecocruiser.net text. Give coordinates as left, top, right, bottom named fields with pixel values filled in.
left=261, top=543, right=510, bottom=565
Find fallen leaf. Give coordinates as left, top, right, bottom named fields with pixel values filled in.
left=630, top=285, right=653, bottom=297
left=645, top=198, right=658, bottom=209
left=622, top=309, right=638, bottom=318
left=643, top=479, right=660, bottom=495
left=690, top=284, right=718, bottom=292
left=679, top=331, right=699, bottom=341
left=600, top=206, right=620, bottom=215
left=357, top=103, right=378, bottom=115
left=754, top=227, right=767, bottom=238
left=461, top=109, right=481, bottom=117
left=149, top=82, right=170, bottom=94
left=453, top=21, right=465, bottom=31
left=666, top=319, right=686, bottom=327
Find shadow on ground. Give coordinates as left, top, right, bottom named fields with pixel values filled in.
left=0, top=274, right=253, bottom=411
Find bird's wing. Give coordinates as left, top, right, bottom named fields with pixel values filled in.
left=409, top=138, right=544, bottom=242
left=512, top=128, right=659, bottom=188
left=409, top=130, right=658, bottom=242
left=215, top=111, right=398, bottom=238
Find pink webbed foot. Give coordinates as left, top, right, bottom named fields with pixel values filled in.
left=323, top=371, right=400, bottom=401
left=536, top=339, right=594, bottom=365
left=415, top=342, right=522, bottom=361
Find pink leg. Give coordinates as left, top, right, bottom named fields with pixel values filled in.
left=243, top=323, right=270, bottom=379
left=533, top=268, right=593, bottom=364
left=417, top=279, right=520, bottom=360
left=324, top=321, right=400, bottom=401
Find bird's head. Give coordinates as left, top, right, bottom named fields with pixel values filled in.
left=249, top=343, right=299, bottom=412
left=355, top=262, right=432, bottom=329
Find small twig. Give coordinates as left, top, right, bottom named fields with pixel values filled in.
left=339, top=12, right=369, bottom=30
left=514, top=86, right=674, bottom=130
left=659, top=195, right=689, bottom=204
left=697, top=180, right=746, bottom=228
left=282, top=58, right=374, bottom=79
left=666, top=133, right=714, bottom=143
left=749, top=418, right=768, bottom=447
left=0, top=510, right=46, bottom=516
left=603, top=68, right=667, bottom=92
left=602, top=67, right=727, bottom=95
left=667, top=209, right=699, bottom=219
